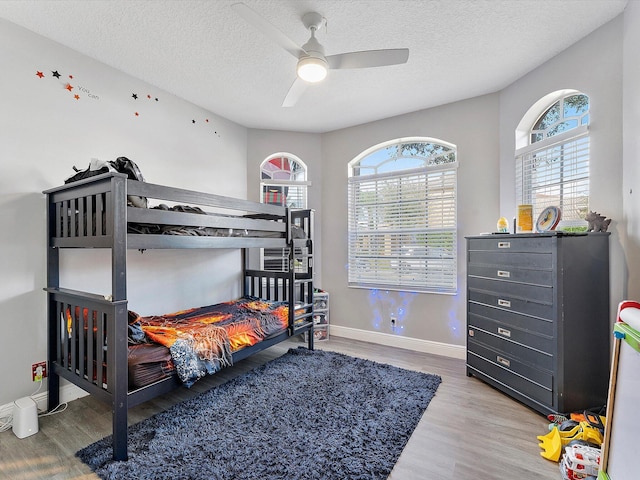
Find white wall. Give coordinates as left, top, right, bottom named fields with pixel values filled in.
left=499, top=15, right=625, bottom=324
left=318, top=94, right=499, bottom=351
left=622, top=1, right=640, bottom=300
left=0, top=19, right=248, bottom=406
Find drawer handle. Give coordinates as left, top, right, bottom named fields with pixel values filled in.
left=498, top=241, right=511, bottom=249
left=497, top=327, right=511, bottom=338
left=497, top=270, right=511, bottom=278
left=497, top=356, right=511, bottom=368
left=468, top=329, right=475, bottom=337
left=497, top=299, right=511, bottom=308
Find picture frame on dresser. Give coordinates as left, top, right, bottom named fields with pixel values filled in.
left=465, top=231, right=610, bottom=416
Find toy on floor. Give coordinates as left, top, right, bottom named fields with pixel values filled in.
left=547, top=411, right=606, bottom=430
left=559, top=444, right=601, bottom=479
left=537, top=412, right=605, bottom=462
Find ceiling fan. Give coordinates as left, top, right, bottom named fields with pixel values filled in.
left=231, top=2, right=410, bottom=107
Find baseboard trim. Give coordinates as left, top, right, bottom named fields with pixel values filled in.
left=0, top=382, right=88, bottom=420
left=329, top=325, right=466, bottom=359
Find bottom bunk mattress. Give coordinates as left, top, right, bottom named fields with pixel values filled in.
left=128, top=343, right=175, bottom=389
left=128, top=296, right=289, bottom=387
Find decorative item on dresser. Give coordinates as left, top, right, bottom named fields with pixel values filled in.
left=465, top=232, right=610, bottom=416
left=585, top=210, right=612, bottom=232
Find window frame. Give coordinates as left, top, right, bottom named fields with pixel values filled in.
left=515, top=92, right=590, bottom=224
left=260, top=153, right=310, bottom=209
left=259, top=153, right=310, bottom=272
left=347, top=137, right=458, bottom=295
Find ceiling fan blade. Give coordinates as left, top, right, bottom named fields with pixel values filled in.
left=282, top=78, right=308, bottom=107
left=231, top=2, right=305, bottom=59
left=326, top=48, right=409, bottom=70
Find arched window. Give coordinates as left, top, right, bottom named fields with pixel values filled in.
left=516, top=91, right=590, bottom=224
left=348, top=138, right=458, bottom=294
left=260, top=154, right=308, bottom=209
left=260, top=153, right=309, bottom=271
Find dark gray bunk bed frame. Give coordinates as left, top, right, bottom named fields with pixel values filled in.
left=44, top=172, right=314, bottom=461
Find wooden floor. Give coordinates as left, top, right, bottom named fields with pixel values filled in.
left=0, top=337, right=560, bottom=480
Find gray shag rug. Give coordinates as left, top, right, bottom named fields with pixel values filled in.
left=77, top=347, right=442, bottom=480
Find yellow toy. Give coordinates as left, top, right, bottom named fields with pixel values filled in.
left=537, top=421, right=604, bottom=462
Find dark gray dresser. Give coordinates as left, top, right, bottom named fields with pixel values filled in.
left=466, top=232, right=610, bottom=416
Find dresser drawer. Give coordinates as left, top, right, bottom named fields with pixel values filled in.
left=467, top=263, right=553, bottom=286
left=467, top=276, right=553, bottom=305
left=468, top=289, right=555, bottom=320
left=467, top=236, right=553, bottom=253
left=468, top=325, right=553, bottom=370
left=467, top=349, right=553, bottom=407
left=469, top=301, right=553, bottom=337
left=468, top=250, right=552, bottom=271
left=468, top=307, right=553, bottom=352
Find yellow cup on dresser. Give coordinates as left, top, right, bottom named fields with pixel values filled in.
left=517, top=204, right=533, bottom=232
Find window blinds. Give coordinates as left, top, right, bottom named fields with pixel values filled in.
left=348, top=166, right=457, bottom=293
left=515, top=127, right=589, bottom=222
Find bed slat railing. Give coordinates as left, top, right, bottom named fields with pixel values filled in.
left=243, top=270, right=313, bottom=328
left=45, top=288, right=126, bottom=395
left=127, top=181, right=285, bottom=217
left=288, top=209, right=313, bottom=244
left=244, top=270, right=290, bottom=301
left=47, top=175, right=116, bottom=248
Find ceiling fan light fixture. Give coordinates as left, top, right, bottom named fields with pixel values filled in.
left=232, top=4, right=410, bottom=106
left=297, top=55, right=328, bottom=83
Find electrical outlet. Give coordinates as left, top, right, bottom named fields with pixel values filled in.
left=32, top=362, right=47, bottom=382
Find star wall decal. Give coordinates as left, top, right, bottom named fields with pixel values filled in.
left=188, top=117, right=220, bottom=136
left=34, top=66, right=101, bottom=104
left=130, top=92, right=160, bottom=116
left=35, top=69, right=219, bottom=135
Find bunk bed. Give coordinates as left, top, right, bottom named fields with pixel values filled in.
left=44, top=172, right=314, bottom=461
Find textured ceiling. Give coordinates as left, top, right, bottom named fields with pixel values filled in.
left=0, top=0, right=628, bottom=133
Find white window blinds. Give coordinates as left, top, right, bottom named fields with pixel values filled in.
left=348, top=162, right=457, bottom=294
left=515, top=126, right=589, bottom=222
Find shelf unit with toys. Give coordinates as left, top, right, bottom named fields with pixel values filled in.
left=310, top=289, right=329, bottom=342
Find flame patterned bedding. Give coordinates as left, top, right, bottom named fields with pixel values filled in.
left=131, top=296, right=289, bottom=387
